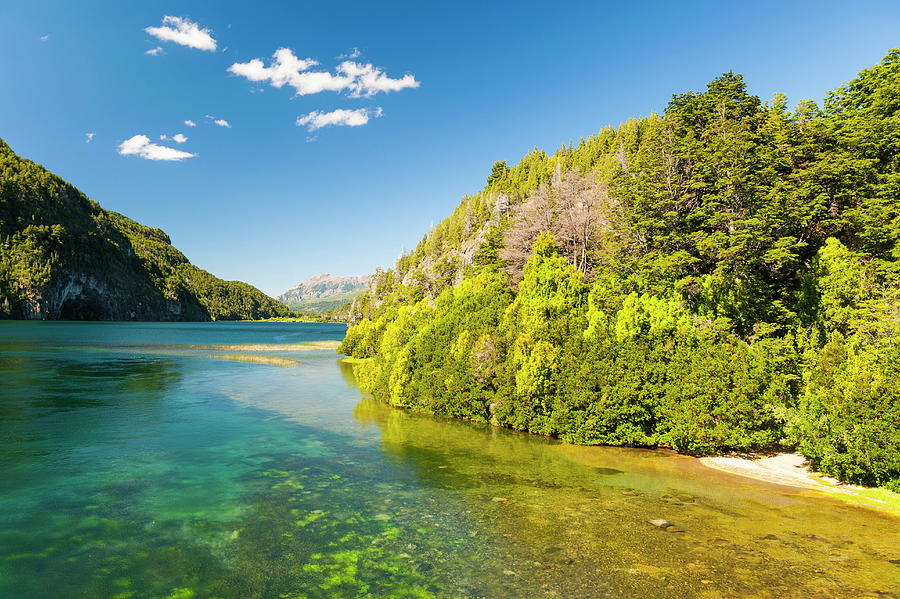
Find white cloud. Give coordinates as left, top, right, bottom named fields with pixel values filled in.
left=145, top=16, right=217, bottom=51
left=184, top=119, right=197, bottom=127
left=337, top=61, right=420, bottom=97
left=228, top=48, right=419, bottom=98
left=227, top=48, right=323, bottom=91
left=338, top=47, right=361, bottom=59
left=159, top=134, right=168, bottom=140
left=39, top=35, right=49, bottom=42
left=214, top=119, right=231, bottom=128
left=145, top=46, right=164, bottom=56
left=296, top=107, right=382, bottom=131
left=118, top=135, right=196, bottom=161
left=85, top=132, right=95, bottom=143
left=172, top=133, right=188, bottom=143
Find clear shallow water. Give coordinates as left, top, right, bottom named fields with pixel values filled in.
left=1, top=322, right=897, bottom=599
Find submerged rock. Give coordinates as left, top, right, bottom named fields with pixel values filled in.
left=594, top=468, right=625, bottom=476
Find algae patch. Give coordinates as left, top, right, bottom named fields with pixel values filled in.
left=206, top=353, right=303, bottom=368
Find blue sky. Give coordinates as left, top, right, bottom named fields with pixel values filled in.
left=1, top=1, right=899, bottom=296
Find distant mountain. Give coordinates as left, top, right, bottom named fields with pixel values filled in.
left=277, top=273, right=369, bottom=313
left=0, top=138, right=291, bottom=321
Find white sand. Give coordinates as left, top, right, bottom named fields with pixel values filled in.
left=699, top=452, right=860, bottom=494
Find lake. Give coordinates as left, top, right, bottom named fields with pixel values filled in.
left=1, top=321, right=897, bottom=598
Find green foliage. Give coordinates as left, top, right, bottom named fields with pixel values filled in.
left=811, top=237, right=899, bottom=337
left=486, top=160, right=510, bottom=188
left=794, top=334, right=900, bottom=489
left=342, top=50, right=900, bottom=490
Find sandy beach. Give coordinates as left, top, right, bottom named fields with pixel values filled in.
left=698, top=452, right=860, bottom=493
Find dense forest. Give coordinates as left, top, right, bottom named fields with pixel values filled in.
left=0, top=139, right=291, bottom=321
left=340, top=50, right=900, bottom=490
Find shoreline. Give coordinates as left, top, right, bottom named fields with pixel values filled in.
left=700, top=452, right=900, bottom=516
left=699, top=452, right=842, bottom=492
left=335, top=362, right=900, bottom=517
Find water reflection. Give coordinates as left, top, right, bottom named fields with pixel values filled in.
left=354, top=396, right=900, bottom=598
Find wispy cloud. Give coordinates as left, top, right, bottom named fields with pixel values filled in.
left=85, top=132, right=95, bottom=143
left=145, top=16, right=217, bottom=51
left=202, top=115, right=231, bottom=127
left=296, top=107, right=382, bottom=131
left=118, top=135, right=196, bottom=161
left=184, top=119, right=197, bottom=127
left=39, top=35, right=49, bottom=42
left=338, top=47, right=361, bottom=59
left=228, top=48, right=419, bottom=98
left=145, top=46, right=164, bottom=56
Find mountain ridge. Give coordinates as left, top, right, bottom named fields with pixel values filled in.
left=278, top=273, right=369, bottom=313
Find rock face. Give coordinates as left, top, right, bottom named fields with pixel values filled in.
left=25, top=271, right=208, bottom=321
left=277, top=273, right=369, bottom=313
left=0, top=138, right=290, bottom=321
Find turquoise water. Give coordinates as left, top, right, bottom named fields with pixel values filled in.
left=1, top=322, right=898, bottom=598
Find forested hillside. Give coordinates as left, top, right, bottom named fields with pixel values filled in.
left=0, top=139, right=291, bottom=321
left=341, top=50, right=900, bottom=490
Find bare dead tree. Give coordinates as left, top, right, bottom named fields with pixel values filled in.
left=553, top=172, right=608, bottom=273
left=501, top=179, right=556, bottom=278
left=501, top=170, right=624, bottom=280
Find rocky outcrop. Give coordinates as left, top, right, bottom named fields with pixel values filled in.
left=36, top=272, right=207, bottom=321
